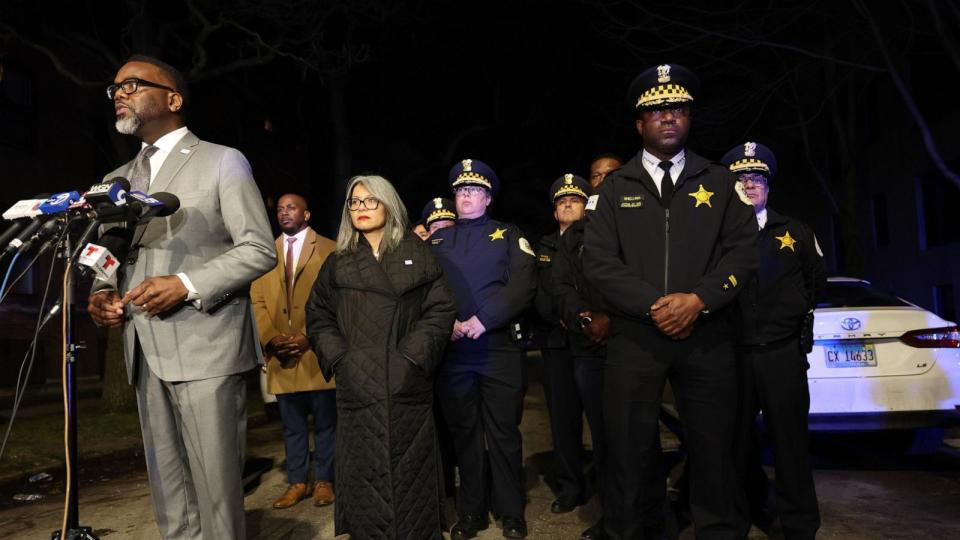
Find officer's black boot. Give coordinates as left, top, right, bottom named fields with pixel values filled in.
left=501, top=516, right=528, bottom=538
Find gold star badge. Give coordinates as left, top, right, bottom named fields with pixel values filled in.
left=688, top=184, right=714, bottom=208
left=775, top=231, right=797, bottom=251
left=489, top=227, right=507, bottom=241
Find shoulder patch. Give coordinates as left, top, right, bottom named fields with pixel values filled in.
left=430, top=237, right=443, bottom=245
left=585, top=194, right=599, bottom=211
left=538, top=254, right=551, bottom=263
left=519, top=237, right=535, bottom=257
left=734, top=181, right=753, bottom=206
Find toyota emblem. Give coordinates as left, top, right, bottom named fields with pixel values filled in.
left=840, top=317, right=862, bottom=331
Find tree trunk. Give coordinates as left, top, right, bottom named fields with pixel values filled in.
left=99, top=326, right=135, bottom=412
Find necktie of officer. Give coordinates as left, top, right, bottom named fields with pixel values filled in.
left=658, top=160, right=674, bottom=207
left=285, top=237, right=297, bottom=313
left=129, top=145, right=159, bottom=194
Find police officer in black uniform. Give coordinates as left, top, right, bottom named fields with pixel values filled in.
left=431, top=159, right=536, bottom=539
left=584, top=64, right=759, bottom=540
left=550, top=173, right=610, bottom=540
left=721, top=142, right=825, bottom=540
left=535, top=174, right=606, bottom=522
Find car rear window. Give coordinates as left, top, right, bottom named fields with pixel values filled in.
left=817, top=281, right=910, bottom=309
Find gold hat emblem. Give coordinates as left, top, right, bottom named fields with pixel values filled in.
left=462, top=159, right=473, bottom=172
left=744, top=142, right=757, bottom=157
left=564, top=173, right=573, bottom=185
left=657, top=64, right=671, bottom=83
left=434, top=197, right=443, bottom=208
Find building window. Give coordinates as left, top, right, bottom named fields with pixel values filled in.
left=918, top=160, right=960, bottom=249
left=933, top=283, right=956, bottom=323
left=871, top=192, right=889, bottom=248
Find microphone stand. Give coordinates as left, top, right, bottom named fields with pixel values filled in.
left=52, top=223, right=98, bottom=540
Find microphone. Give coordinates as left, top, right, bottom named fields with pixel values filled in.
left=74, top=177, right=132, bottom=223
left=83, top=177, right=130, bottom=209
left=77, top=228, right=133, bottom=281
left=127, top=191, right=180, bottom=220
left=0, top=193, right=51, bottom=250
left=4, top=191, right=79, bottom=255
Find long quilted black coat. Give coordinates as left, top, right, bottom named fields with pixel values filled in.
left=305, top=233, right=457, bottom=540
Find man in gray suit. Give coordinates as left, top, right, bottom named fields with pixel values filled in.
left=87, top=55, right=276, bottom=539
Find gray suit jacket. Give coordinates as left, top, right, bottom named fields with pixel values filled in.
left=93, top=130, right=277, bottom=383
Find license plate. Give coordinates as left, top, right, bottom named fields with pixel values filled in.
left=824, top=343, right=877, bottom=368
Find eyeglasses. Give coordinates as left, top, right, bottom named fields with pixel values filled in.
left=347, top=196, right=381, bottom=211
left=738, top=175, right=768, bottom=186
left=646, top=107, right=689, bottom=120
left=454, top=186, right=487, bottom=197
left=107, top=78, right=178, bottom=100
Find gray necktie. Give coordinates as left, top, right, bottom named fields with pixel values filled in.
left=129, top=145, right=159, bottom=193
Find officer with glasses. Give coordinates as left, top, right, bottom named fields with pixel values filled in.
left=721, top=142, right=825, bottom=540
left=429, top=159, right=536, bottom=539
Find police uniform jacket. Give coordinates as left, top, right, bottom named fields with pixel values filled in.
left=430, top=214, right=537, bottom=352
left=738, top=208, right=827, bottom=346
left=584, top=149, right=759, bottom=320
left=552, top=219, right=607, bottom=357
left=533, top=230, right=568, bottom=349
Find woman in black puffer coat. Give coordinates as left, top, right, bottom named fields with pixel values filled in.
left=306, top=174, right=457, bottom=540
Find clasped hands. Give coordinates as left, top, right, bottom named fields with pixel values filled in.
left=87, top=275, right=189, bottom=328
left=268, top=333, right=311, bottom=363
left=451, top=315, right=486, bottom=341
left=650, top=292, right=705, bottom=340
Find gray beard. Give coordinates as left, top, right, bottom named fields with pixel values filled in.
left=115, top=113, right=142, bottom=135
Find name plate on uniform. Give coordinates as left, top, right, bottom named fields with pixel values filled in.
left=620, top=195, right=644, bottom=208
left=824, top=342, right=877, bottom=368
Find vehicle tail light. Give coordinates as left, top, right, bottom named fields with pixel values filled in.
left=899, top=326, right=960, bottom=348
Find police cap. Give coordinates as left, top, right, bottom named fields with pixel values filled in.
left=421, top=197, right=457, bottom=227
left=628, top=63, right=699, bottom=112
left=549, top=173, right=590, bottom=204
left=449, top=158, right=499, bottom=195
left=721, top=141, right=778, bottom=179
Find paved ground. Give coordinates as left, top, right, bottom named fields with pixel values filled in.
left=2, top=362, right=960, bottom=539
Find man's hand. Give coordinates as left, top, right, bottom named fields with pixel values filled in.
left=122, top=275, right=189, bottom=316
left=269, top=333, right=310, bottom=362
left=278, top=333, right=310, bottom=359
left=459, top=315, right=487, bottom=340
left=650, top=293, right=705, bottom=338
left=451, top=320, right=464, bottom=341
left=582, top=311, right=611, bottom=344
left=88, top=291, right=124, bottom=328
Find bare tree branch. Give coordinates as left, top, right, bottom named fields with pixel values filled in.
left=854, top=0, right=960, bottom=189
left=601, top=0, right=887, bottom=73
left=0, top=24, right=103, bottom=87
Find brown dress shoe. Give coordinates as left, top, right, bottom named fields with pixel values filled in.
left=273, top=483, right=310, bottom=509
left=313, top=480, right=335, bottom=507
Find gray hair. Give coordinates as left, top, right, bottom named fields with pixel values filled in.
left=336, top=175, right=409, bottom=254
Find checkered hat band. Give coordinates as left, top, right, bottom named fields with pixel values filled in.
left=427, top=209, right=456, bottom=223
left=729, top=159, right=771, bottom=174
left=452, top=173, right=492, bottom=190
left=636, top=84, right=694, bottom=108
left=553, top=186, right=587, bottom=200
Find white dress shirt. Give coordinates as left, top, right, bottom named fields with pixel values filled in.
left=142, top=126, right=190, bottom=186
left=756, top=208, right=768, bottom=230
left=282, top=228, right=309, bottom=284
left=640, top=148, right=686, bottom=196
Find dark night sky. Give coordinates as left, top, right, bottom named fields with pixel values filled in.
left=2, top=0, right=959, bottom=249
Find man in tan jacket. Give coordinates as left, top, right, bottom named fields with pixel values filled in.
left=251, top=193, right=337, bottom=509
